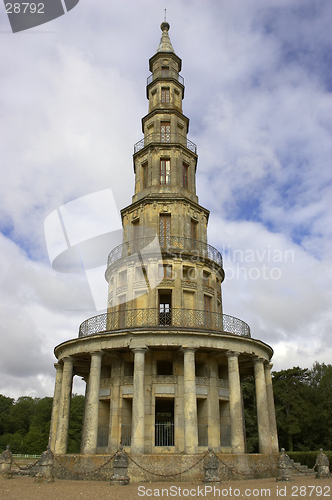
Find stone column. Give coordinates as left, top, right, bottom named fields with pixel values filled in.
left=264, top=362, right=279, bottom=453
left=254, top=358, right=272, bottom=454
left=208, top=358, right=220, bottom=449
left=49, top=363, right=63, bottom=451
left=109, top=357, right=121, bottom=452
left=82, top=351, right=103, bottom=454
left=226, top=351, right=245, bottom=453
left=54, top=356, right=74, bottom=454
left=183, top=347, right=198, bottom=454
left=131, top=347, right=147, bottom=453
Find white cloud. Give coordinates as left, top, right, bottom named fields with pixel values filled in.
left=0, top=0, right=331, bottom=398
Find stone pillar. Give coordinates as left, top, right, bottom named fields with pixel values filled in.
left=254, top=358, right=272, bottom=454
left=264, top=362, right=279, bottom=453
left=54, top=356, right=74, bottom=454
left=109, top=357, right=121, bottom=453
left=0, top=445, right=12, bottom=479
left=110, top=445, right=130, bottom=485
left=34, top=446, right=54, bottom=483
left=208, top=359, right=220, bottom=449
left=183, top=347, right=198, bottom=454
left=131, top=347, right=147, bottom=453
left=226, top=351, right=245, bottom=454
left=82, top=351, right=103, bottom=454
left=49, top=363, right=63, bottom=452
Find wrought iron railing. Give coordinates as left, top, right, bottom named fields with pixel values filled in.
left=198, top=424, right=208, bottom=447
left=155, top=422, right=174, bottom=446
left=97, top=425, right=109, bottom=448
left=121, top=424, right=132, bottom=446
left=134, top=133, right=197, bottom=154
left=107, top=236, right=222, bottom=268
left=220, top=424, right=231, bottom=447
left=147, top=70, right=184, bottom=86
left=78, top=309, right=251, bottom=338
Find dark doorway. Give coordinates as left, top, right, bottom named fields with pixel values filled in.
left=155, top=398, right=174, bottom=446
left=159, top=290, right=172, bottom=326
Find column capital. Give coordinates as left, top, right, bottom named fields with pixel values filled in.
left=226, top=351, right=240, bottom=359
left=181, top=346, right=196, bottom=354
left=54, top=363, right=63, bottom=370
left=253, top=356, right=267, bottom=366
left=265, top=362, right=273, bottom=369
left=131, top=346, right=148, bottom=354
left=61, top=356, right=74, bottom=365
left=90, top=350, right=104, bottom=358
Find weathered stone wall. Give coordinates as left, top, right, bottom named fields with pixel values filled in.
left=52, top=453, right=278, bottom=482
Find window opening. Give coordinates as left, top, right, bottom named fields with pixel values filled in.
left=159, top=214, right=171, bottom=247
left=161, top=66, right=169, bottom=77
left=155, top=398, right=174, bottom=446
left=142, top=162, right=148, bottom=189
left=183, top=163, right=189, bottom=189
left=160, top=159, right=171, bottom=185
left=159, top=290, right=172, bottom=326
left=161, top=88, right=170, bottom=104
left=157, top=360, right=173, bottom=375
left=160, top=122, right=171, bottom=143
left=158, top=264, right=172, bottom=279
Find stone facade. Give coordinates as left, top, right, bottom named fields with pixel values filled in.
left=49, top=22, right=279, bottom=459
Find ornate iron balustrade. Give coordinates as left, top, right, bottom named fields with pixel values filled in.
left=121, top=424, right=132, bottom=446
left=155, top=422, right=174, bottom=446
left=107, top=236, right=222, bottom=268
left=97, top=425, right=109, bottom=448
left=134, top=132, right=197, bottom=154
left=198, top=424, right=208, bottom=447
left=147, top=70, right=184, bottom=86
left=78, top=309, right=251, bottom=338
left=220, top=425, right=231, bottom=447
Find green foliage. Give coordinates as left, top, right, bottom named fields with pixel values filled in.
left=67, top=395, right=85, bottom=453
left=242, top=376, right=258, bottom=453
left=0, top=394, right=14, bottom=434
left=272, top=367, right=313, bottom=451
left=0, top=394, right=83, bottom=454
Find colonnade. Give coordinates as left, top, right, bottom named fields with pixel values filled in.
left=49, top=348, right=279, bottom=455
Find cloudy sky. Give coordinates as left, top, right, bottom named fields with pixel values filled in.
left=0, top=0, right=331, bottom=399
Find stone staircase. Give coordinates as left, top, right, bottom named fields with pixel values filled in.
left=290, top=459, right=316, bottom=476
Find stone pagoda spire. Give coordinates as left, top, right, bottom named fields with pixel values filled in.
left=49, top=21, right=278, bottom=465
left=156, top=21, right=175, bottom=53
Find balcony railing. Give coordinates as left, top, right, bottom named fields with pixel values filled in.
left=78, top=308, right=251, bottom=338
left=134, top=132, right=197, bottom=154
left=97, top=425, right=109, bottom=448
left=155, top=422, right=174, bottom=446
left=198, top=424, right=208, bottom=447
left=107, top=236, right=222, bottom=269
left=147, top=70, right=184, bottom=86
left=121, top=424, right=132, bottom=446
left=220, top=425, right=231, bottom=447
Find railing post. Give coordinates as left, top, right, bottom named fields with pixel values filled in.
left=0, top=445, right=12, bottom=479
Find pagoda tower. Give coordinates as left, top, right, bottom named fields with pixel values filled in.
left=49, top=22, right=279, bottom=458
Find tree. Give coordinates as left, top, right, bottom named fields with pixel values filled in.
left=67, top=394, right=85, bottom=453
left=0, top=394, right=14, bottom=434
left=242, top=376, right=259, bottom=453
left=272, top=367, right=313, bottom=451
left=307, top=362, right=332, bottom=450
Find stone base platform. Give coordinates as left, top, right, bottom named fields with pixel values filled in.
left=52, top=453, right=278, bottom=482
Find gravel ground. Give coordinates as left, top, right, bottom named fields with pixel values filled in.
left=0, top=475, right=331, bottom=500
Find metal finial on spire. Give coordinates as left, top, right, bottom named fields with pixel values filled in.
left=164, top=9, right=166, bottom=22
